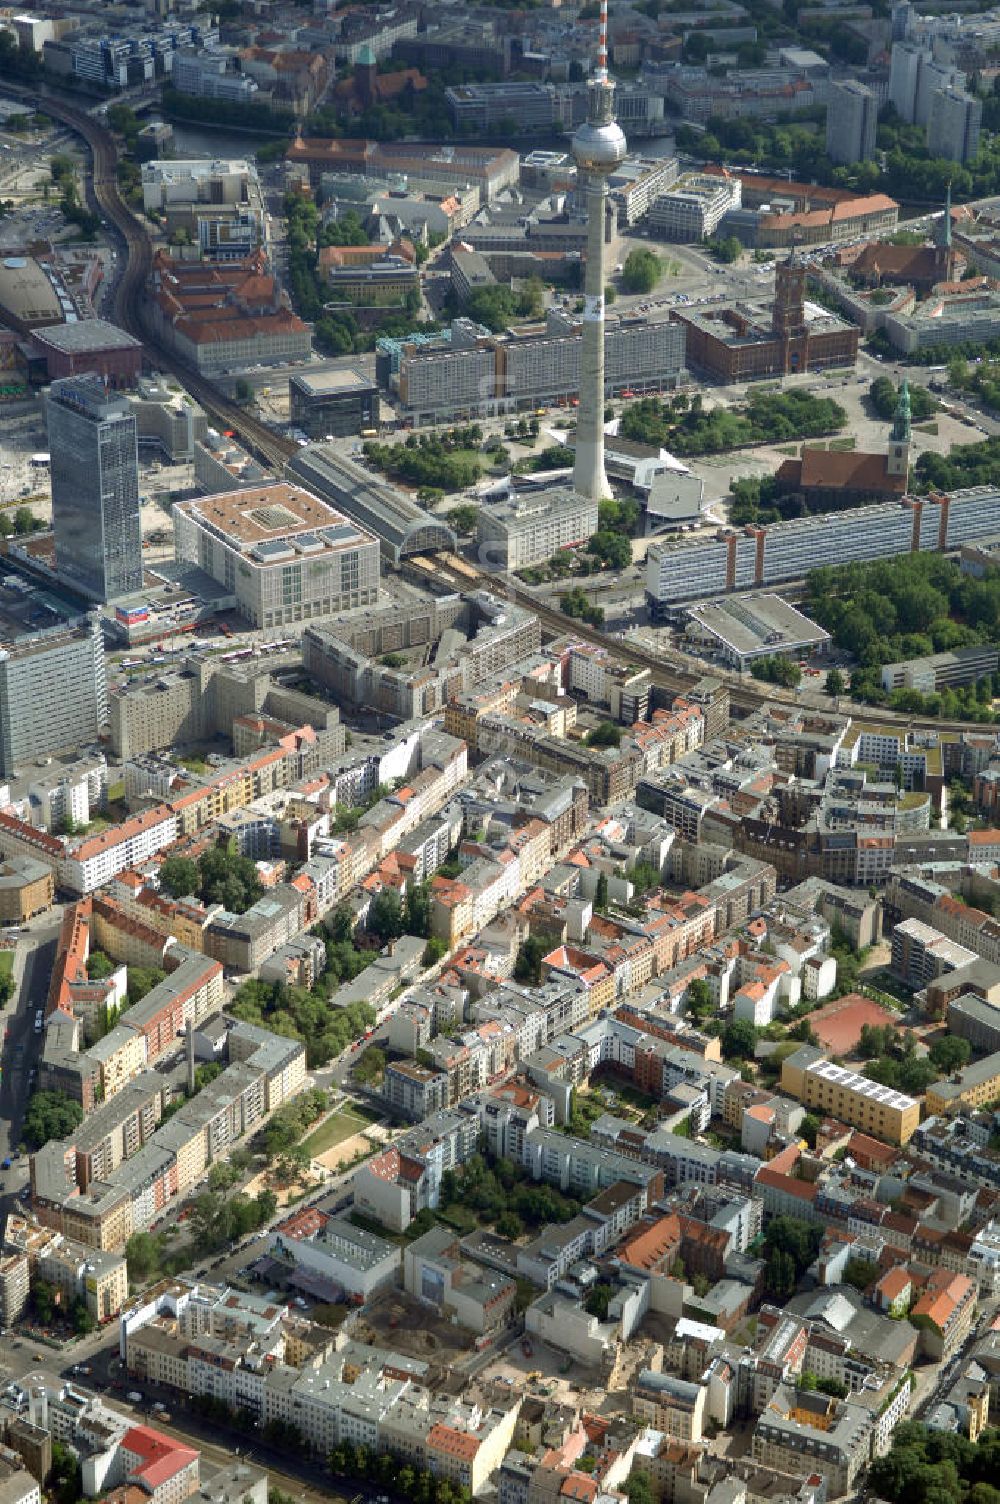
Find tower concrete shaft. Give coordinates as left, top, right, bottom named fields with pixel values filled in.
left=572, top=0, right=626, bottom=505
left=574, top=161, right=613, bottom=502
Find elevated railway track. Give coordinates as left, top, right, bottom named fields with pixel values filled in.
left=25, top=88, right=1000, bottom=740
left=422, top=554, right=993, bottom=738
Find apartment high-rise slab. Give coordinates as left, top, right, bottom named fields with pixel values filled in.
left=0, top=614, right=107, bottom=776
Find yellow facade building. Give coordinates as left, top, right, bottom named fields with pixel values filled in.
left=781, top=1045, right=920, bottom=1145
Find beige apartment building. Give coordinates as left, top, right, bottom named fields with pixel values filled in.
left=781, top=1045, right=920, bottom=1145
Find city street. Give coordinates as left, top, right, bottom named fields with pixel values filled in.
left=0, top=913, right=63, bottom=1213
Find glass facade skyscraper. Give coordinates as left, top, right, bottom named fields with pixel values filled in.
left=48, top=376, right=142, bottom=603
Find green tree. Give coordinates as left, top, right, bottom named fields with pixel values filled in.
left=71, top=1298, right=95, bottom=1335
left=496, top=1210, right=523, bottom=1239
left=327, top=905, right=355, bottom=945
left=159, top=855, right=199, bottom=898
left=621, top=248, right=661, bottom=294
left=584, top=1281, right=614, bottom=1319
left=751, top=655, right=802, bottom=688
left=126, top=1231, right=163, bottom=1284
left=195, top=1062, right=223, bottom=1092
left=595, top=871, right=609, bottom=910
left=127, top=967, right=166, bottom=1006
left=625, top=1472, right=655, bottom=1504
left=825, top=668, right=845, bottom=697
left=107, top=103, right=140, bottom=143
left=764, top=1246, right=797, bottom=1299
left=722, top=1019, right=758, bottom=1061
left=514, top=933, right=551, bottom=985
left=586, top=721, right=621, bottom=748
left=928, top=1034, right=971, bottom=1073
left=423, top=936, right=447, bottom=966
left=23, top=1090, right=83, bottom=1150
left=706, top=234, right=742, bottom=263
left=686, top=978, right=713, bottom=1023
left=868, top=376, right=936, bottom=422
left=50, top=1442, right=82, bottom=1504
left=445, top=503, right=479, bottom=534
left=353, top=1046, right=386, bottom=1087
left=403, top=880, right=432, bottom=938
left=87, top=950, right=115, bottom=980
left=842, top=1256, right=878, bottom=1291
left=765, top=1216, right=822, bottom=1275
left=799, top=1112, right=821, bottom=1149
left=369, top=888, right=404, bottom=944
left=198, top=843, right=263, bottom=913
left=588, top=529, right=631, bottom=570
left=631, top=861, right=661, bottom=895
left=32, top=1278, right=56, bottom=1323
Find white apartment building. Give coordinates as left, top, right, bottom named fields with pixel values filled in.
left=826, top=80, right=877, bottom=165
left=648, top=174, right=742, bottom=241
left=476, top=488, right=598, bottom=570
left=927, top=86, right=982, bottom=162
left=646, top=490, right=1000, bottom=609
left=609, top=155, right=680, bottom=225
left=60, top=806, right=179, bottom=895
left=889, top=41, right=963, bottom=124
left=171, top=48, right=259, bottom=101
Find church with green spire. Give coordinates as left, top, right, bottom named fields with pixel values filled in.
left=933, top=182, right=957, bottom=282
left=887, top=379, right=911, bottom=481
left=775, top=377, right=911, bottom=501
left=849, top=186, right=962, bottom=294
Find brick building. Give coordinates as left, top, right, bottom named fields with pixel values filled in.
left=672, top=253, right=858, bottom=381
left=30, top=320, right=143, bottom=387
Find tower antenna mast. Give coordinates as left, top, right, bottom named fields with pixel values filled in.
left=571, top=0, right=627, bottom=503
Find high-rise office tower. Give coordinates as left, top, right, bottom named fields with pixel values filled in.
left=927, top=85, right=982, bottom=163
left=825, top=80, right=877, bottom=165
left=0, top=614, right=107, bottom=776
left=891, top=0, right=914, bottom=42
left=571, top=0, right=626, bottom=504
left=48, top=376, right=143, bottom=603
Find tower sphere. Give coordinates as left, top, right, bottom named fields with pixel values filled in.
left=572, top=115, right=627, bottom=171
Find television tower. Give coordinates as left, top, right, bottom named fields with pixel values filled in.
left=572, top=0, right=627, bottom=503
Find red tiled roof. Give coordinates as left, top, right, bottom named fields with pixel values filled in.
left=427, top=1425, right=479, bottom=1461
left=617, top=1214, right=681, bottom=1271
left=560, top=1476, right=598, bottom=1503
left=876, top=1267, right=911, bottom=1301
left=123, top=1426, right=198, bottom=1489
left=796, top=447, right=906, bottom=496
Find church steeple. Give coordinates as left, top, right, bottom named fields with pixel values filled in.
left=892, top=379, right=911, bottom=444
left=887, top=379, right=911, bottom=482
left=939, top=181, right=952, bottom=250
left=934, top=183, right=954, bottom=282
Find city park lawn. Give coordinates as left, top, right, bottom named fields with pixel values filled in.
left=301, top=1103, right=380, bottom=1158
